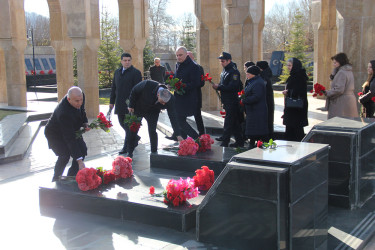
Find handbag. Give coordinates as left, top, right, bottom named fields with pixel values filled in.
left=285, top=90, right=303, bottom=109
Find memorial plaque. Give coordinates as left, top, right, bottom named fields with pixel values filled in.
left=197, top=141, right=329, bottom=250
left=303, top=117, right=375, bottom=209
left=150, top=145, right=238, bottom=174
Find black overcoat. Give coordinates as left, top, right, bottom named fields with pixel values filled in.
left=174, top=56, right=200, bottom=116
left=110, top=66, right=142, bottom=115
left=260, top=67, right=275, bottom=134
left=44, top=95, right=88, bottom=159
left=243, top=76, right=269, bottom=136
left=128, top=80, right=181, bottom=136
left=283, top=69, right=309, bottom=127
left=149, top=65, right=166, bottom=84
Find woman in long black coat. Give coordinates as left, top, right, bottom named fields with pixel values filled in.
left=359, top=60, right=375, bottom=118
left=242, top=66, right=268, bottom=148
left=282, top=58, right=308, bottom=141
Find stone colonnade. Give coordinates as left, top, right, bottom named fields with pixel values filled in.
left=312, top=0, right=375, bottom=94
left=195, top=0, right=264, bottom=110
left=0, top=0, right=373, bottom=115
left=0, top=0, right=147, bottom=118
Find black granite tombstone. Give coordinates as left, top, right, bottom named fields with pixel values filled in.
left=39, top=175, right=204, bottom=232
left=303, top=117, right=375, bottom=209
left=197, top=141, right=329, bottom=250
left=150, top=145, right=237, bottom=174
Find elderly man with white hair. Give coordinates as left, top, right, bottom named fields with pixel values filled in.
left=127, top=80, right=183, bottom=157
left=45, top=86, right=90, bottom=181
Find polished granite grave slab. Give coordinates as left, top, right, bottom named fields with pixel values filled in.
left=197, top=141, right=329, bottom=250
left=303, top=117, right=375, bottom=209
left=39, top=174, right=205, bottom=232
left=150, top=144, right=238, bottom=174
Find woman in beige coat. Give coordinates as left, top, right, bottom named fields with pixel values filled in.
left=324, top=53, right=358, bottom=119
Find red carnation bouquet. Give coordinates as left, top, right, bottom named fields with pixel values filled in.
left=76, top=112, right=113, bottom=138
left=76, top=168, right=102, bottom=191
left=124, top=114, right=142, bottom=133
left=178, top=137, right=199, bottom=156
left=96, top=167, right=116, bottom=185
left=166, top=75, right=186, bottom=95
left=238, top=90, right=245, bottom=106
left=310, top=83, right=326, bottom=97
left=112, top=156, right=133, bottom=179
left=201, top=73, right=212, bottom=82
left=196, top=134, right=214, bottom=153
left=193, top=166, right=214, bottom=191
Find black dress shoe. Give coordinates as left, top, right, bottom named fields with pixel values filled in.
left=215, top=137, right=224, bottom=141
left=219, top=142, right=229, bottom=147
left=119, top=148, right=127, bottom=154
left=229, top=142, right=244, bottom=147
left=126, top=152, right=133, bottom=158
left=165, top=135, right=178, bottom=141
left=134, top=135, right=141, bottom=148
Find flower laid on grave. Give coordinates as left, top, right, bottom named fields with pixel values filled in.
left=76, top=167, right=102, bottom=191
left=195, top=134, right=214, bottom=153
left=96, top=167, right=116, bottom=185
left=310, top=83, right=326, bottom=97
left=220, top=110, right=226, bottom=118
left=76, top=112, right=113, bottom=138
left=25, top=71, right=29, bottom=75
left=238, top=89, right=245, bottom=106
left=112, top=155, right=133, bottom=179
left=48, top=69, right=53, bottom=74
left=165, top=75, right=186, bottom=95
left=149, top=186, right=155, bottom=195
left=163, top=178, right=199, bottom=207
left=178, top=137, right=199, bottom=156
left=193, top=166, right=214, bottom=191
left=257, top=139, right=277, bottom=149
left=358, top=92, right=363, bottom=96
left=40, top=70, right=45, bottom=75
left=124, top=113, right=142, bottom=133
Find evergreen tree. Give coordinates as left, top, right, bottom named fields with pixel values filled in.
left=179, top=14, right=196, bottom=52
left=143, top=39, right=155, bottom=72
left=98, top=9, right=121, bottom=88
left=279, top=10, right=312, bottom=83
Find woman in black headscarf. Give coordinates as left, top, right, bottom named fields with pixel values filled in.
left=359, top=60, right=375, bottom=118
left=282, top=58, right=308, bottom=141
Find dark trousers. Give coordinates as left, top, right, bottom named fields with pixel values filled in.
left=222, top=103, right=243, bottom=144
left=194, top=107, right=205, bottom=135
left=285, top=126, right=305, bottom=141
left=128, top=112, right=159, bottom=154
left=52, top=155, right=85, bottom=181
left=177, top=114, right=199, bottom=139
left=118, top=114, right=130, bottom=151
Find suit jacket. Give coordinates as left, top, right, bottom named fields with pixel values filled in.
left=129, top=80, right=181, bottom=136
left=44, top=95, right=88, bottom=159
left=149, top=65, right=166, bottom=83
left=110, top=66, right=142, bottom=115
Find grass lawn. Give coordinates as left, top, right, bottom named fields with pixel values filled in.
left=0, top=110, right=23, bottom=121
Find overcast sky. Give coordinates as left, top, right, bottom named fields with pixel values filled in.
left=24, top=0, right=293, bottom=18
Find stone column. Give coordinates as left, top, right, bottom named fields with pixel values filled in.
left=336, top=0, right=375, bottom=93
left=0, top=0, right=27, bottom=107
left=47, top=0, right=74, bottom=101
left=313, top=0, right=337, bottom=92
left=63, top=0, right=101, bottom=118
left=118, top=0, right=148, bottom=73
left=0, top=48, right=7, bottom=103
left=195, top=0, right=224, bottom=110
left=222, top=0, right=264, bottom=74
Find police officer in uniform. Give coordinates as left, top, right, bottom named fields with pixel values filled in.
left=212, top=52, right=244, bottom=147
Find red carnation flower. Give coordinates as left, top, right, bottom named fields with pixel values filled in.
left=257, top=140, right=263, bottom=148
left=358, top=92, right=363, bottom=96
left=149, top=186, right=155, bottom=195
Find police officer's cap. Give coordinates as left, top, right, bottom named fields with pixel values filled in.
left=218, top=52, right=232, bottom=60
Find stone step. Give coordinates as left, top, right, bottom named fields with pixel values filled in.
left=39, top=173, right=206, bottom=232
left=0, top=121, right=42, bottom=164
left=0, top=113, right=28, bottom=155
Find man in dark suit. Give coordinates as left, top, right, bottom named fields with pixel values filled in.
left=149, top=57, right=166, bottom=84
left=45, top=86, right=90, bottom=181
left=172, top=46, right=200, bottom=139
left=110, top=52, right=142, bottom=154
left=127, top=80, right=183, bottom=157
